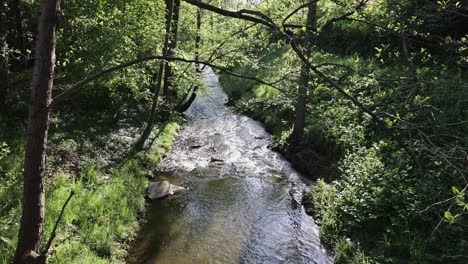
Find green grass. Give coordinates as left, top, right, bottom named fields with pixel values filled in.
left=144, top=120, right=181, bottom=165
left=0, top=120, right=181, bottom=264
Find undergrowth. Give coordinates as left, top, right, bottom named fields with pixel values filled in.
left=0, top=120, right=181, bottom=264
left=220, top=44, right=468, bottom=263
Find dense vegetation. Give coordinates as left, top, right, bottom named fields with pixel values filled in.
left=1, top=0, right=467, bottom=263
left=218, top=0, right=468, bottom=262
left=1, top=0, right=186, bottom=263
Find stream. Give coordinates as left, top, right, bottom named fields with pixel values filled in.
left=127, top=68, right=331, bottom=264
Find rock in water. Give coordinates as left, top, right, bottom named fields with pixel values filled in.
left=147, top=181, right=185, bottom=200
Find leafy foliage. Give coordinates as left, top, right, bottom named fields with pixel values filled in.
left=1, top=0, right=468, bottom=262
left=219, top=0, right=468, bottom=262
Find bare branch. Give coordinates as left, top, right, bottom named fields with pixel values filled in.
left=316, top=62, right=403, bottom=82
left=419, top=196, right=456, bottom=213
left=281, top=1, right=318, bottom=29
left=51, top=56, right=285, bottom=107
left=183, top=0, right=275, bottom=28
left=283, top=23, right=315, bottom=31
left=288, top=39, right=383, bottom=123
left=400, top=29, right=422, bottom=107
left=321, top=0, right=369, bottom=29
left=42, top=191, right=75, bottom=257
left=201, top=23, right=258, bottom=71
left=182, top=0, right=384, bottom=125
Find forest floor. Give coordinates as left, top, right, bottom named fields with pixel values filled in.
left=0, top=74, right=182, bottom=263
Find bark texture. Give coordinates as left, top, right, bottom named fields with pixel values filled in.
left=0, top=53, right=7, bottom=114
left=0, top=1, right=9, bottom=114
left=176, top=7, right=202, bottom=113
left=14, top=0, right=60, bottom=263
left=163, top=0, right=181, bottom=99
left=133, top=0, right=174, bottom=151
left=290, top=0, right=318, bottom=144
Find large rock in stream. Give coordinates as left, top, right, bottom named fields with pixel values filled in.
left=147, top=181, right=185, bottom=200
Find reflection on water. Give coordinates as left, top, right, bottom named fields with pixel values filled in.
left=127, top=68, right=331, bottom=264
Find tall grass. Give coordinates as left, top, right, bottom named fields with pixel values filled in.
left=0, top=121, right=181, bottom=263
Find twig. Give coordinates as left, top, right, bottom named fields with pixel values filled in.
left=431, top=198, right=455, bottom=236
left=321, top=0, right=369, bottom=29
left=182, top=0, right=385, bottom=125
left=419, top=196, right=456, bottom=213
left=281, top=1, right=318, bottom=29
left=42, top=191, right=75, bottom=257
left=399, top=26, right=422, bottom=107
left=316, top=62, right=404, bottom=82
left=183, top=0, right=274, bottom=28
left=442, top=255, right=468, bottom=260
left=50, top=56, right=283, bottom=108
left=201, top=23, right=258, bottom=71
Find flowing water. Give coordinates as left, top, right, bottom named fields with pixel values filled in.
left=127, top=68, right=331, bottom=264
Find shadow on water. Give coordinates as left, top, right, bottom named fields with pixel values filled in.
left=127, top=68, right=331, bottom=264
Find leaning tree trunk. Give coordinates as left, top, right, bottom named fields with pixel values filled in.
left=290, top=0, right=318, bottom=144
left=176, top=7, right=202, bottom=113
left=133, top=0, right=174, bottom=151
left=13, top=0, right=60, bottom=263
left=195, top=7, right=202, bottom=72
left=162, top=0, right=181, bottom=100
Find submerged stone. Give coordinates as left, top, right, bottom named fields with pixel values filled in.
left=147, top=181, right=185, bottom=199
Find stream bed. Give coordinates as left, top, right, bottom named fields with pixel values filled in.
left=127, top=68, right=331, bottom=264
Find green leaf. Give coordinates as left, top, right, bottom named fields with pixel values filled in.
left=444, top=211, right=453, bottom=221
left=0, top=236, right=14, bottom=248
left=444, top=211, right=460, bottom=223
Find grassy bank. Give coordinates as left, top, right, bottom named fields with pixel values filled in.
left=0, top=119, right=181, bottom=263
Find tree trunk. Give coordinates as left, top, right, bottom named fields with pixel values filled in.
left=176, top=7, right=202, bottom=113
left=0, top=8, right=9, bottom=115
left=0, top=51, right=7, bottom=115
left=13, top=0, right=60, bottom=263
left=133, top=0, right=174, bottom=151
left=195, top=7, right=202, bottom=72
left=162, top=0, right=181, bottom=99
left=290, top=0, right=317, bottom=144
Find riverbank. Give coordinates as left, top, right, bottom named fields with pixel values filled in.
left=218, top=45, right=468, bottom=263
left=0, top=113, right=181, bottom=263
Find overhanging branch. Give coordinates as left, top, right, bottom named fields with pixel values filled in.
left=51, top=56, right=283, bottom=108
left=182, top=0, right=383, bottom=124
left=183, top=0, right=275, bottom=28
left=282, top=1, right=318, bottom=29
left=321, top=0, right=369, bottom=29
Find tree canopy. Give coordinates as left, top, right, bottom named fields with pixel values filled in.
left=0, top=0, right=467, bottom=263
